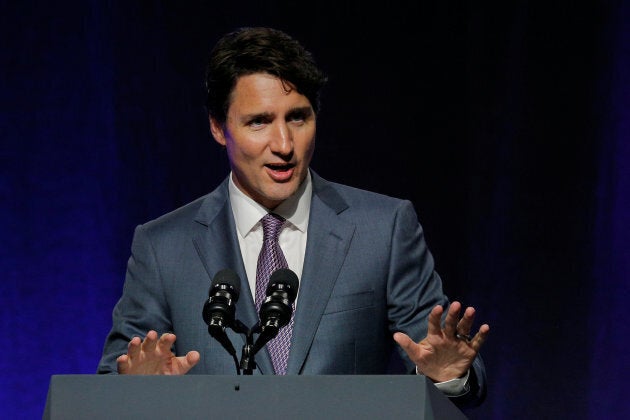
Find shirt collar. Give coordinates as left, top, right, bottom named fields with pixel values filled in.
left=229, top=170, right=312, bottom=238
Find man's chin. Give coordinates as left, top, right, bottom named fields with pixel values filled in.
left=263, top=185, right=299, bottom=207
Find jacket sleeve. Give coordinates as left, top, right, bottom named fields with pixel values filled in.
left=96, top=224, right=172, bottom=374
left=387, top=200, right=487, bottom=408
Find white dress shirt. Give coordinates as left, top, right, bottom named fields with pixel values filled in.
left=228, top=171, right=311, bottom=304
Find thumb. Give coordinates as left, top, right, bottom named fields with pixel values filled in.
left=176, top=350, right=201, bottom=374
left=185, top=350, right=201, bottom=368
left=393, top=332, right=414, bottom=351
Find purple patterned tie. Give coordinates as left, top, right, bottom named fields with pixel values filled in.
left=255, top=213, right=293, bottom=375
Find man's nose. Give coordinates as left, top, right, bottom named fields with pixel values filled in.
left=270, top=122, right=293, bottom=155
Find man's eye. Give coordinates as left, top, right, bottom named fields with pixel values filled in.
left=288, top=112, right=308, bottom=123
left=248, top=117, right=266, bottom=127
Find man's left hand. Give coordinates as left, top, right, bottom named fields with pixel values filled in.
left=393, top=301, right=490, bottom=383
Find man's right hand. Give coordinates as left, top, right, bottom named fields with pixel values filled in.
left=116, top=330, right=200, bottom=375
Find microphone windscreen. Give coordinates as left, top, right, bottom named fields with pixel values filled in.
left=267, top=268, right=299, bottom=298
left=210, top=268, right=241, bottom=298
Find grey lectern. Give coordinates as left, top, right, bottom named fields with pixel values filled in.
left=43, top=374, right=468, bottom=420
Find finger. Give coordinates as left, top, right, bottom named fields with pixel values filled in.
left=443, top=301, right=462, bottom=337
left=127, top=336, right=142, bottom=359
left=456, top=306, right=476, bottom=335
left=142, top=330, right=159, bottom=353
left=116, top=354, right=130, bottom=374
left=157, top=333, right=176, bottom=354
left=471, top=324, right=490, bottom=351
left=427, top=305, right=444, bottom=336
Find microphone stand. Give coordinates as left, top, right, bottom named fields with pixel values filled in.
left=240, top=328, right=257, bottom=375
left=229, top=319, right=263, bottom=375
left=233, top=320, right=279, bottom=375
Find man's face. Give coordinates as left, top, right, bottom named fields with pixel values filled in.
left=210, top=73, right=316, bottom=210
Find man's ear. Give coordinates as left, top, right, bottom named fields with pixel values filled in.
left=209, top=116, right=227, bottom=146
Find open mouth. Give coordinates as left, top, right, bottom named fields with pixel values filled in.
left=265, top=163, right=295, bottom=181
left=265, top=163, right=294, bottom=171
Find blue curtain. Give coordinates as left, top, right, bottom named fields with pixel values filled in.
left=1, top=2, right=628, bottom=419
left=589, top=1, right=630, bottom=417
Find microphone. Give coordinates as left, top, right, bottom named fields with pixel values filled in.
left=202, top=268, right=241, bottom=356
left=252, top=268, right=299, bottom=353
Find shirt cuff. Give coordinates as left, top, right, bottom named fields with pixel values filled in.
left=415, top=367, right=470, bottom=397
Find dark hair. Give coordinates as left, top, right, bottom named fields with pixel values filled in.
left=205, top=27, right=328, bottom=123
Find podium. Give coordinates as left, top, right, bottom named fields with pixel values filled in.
left=43, top=374, right=468, bottom=419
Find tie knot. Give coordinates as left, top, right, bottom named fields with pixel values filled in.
left=261, top=213, right=285, bottom=241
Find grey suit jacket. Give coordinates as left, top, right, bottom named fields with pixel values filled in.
left=98, top=170, right=486, bottom=406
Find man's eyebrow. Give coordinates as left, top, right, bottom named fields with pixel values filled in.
left=242, top=111, right=273, bottom=120
left=242, top=107, right=312, bottom=120
left=287, top=106, right=313, bottom=116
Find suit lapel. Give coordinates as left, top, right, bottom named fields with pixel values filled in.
left=287, top=174, right=355, bottom=374
left=192, top=178, right=275, bottom=374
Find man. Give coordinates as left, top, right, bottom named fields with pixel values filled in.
left=98, top=26, right=490, bottom=408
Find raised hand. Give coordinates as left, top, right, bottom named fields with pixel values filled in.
left=116, top=330, right=200, bottom=375
left=394, top=301, right=489, bottom=382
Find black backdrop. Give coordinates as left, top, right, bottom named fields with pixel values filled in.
left=2, top=1, right=629, bottom=419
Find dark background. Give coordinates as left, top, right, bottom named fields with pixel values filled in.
left=2, top=1, right=628, bottom=419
